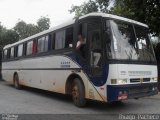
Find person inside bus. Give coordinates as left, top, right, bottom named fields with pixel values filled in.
left=76, top=34, right=86, bottom=58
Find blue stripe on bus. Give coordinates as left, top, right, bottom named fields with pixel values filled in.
left=66, top=53, right=109, bottom=87
left=107, top=83, right=158, bottom=102
left=90, top=64, right=109, bottom=87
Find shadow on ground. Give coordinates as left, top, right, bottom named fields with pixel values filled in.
left=5, top=82, right=126, bottom=110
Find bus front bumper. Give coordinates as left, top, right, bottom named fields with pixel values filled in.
left=107, top=83, right=158, bottom=102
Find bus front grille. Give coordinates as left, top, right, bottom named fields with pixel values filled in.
left=143, top=78, right=150, bottom=82
left=130, top=78, right=140, bottom=83
left=130, top=78, right=150, bottom=83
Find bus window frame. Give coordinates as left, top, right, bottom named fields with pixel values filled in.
left=2, top=25, right=75, bottom=62
left=50, top=25, right=74, bottom=54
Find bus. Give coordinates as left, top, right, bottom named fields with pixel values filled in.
left=1, top=13, right=158, bottom=107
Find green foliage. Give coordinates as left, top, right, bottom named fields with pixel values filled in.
left=14, top=16, right=51, bottom=40
left=0, top=16, right=51, bottom=47
left=14, top=21, right=38, bottom=40
left=69, top=0, right=110, bottom=18
left=70, top=0, right=160, bottom=36
left=111, top=0, right=136, bottom=19
left=145, top=0, right=160, bottom=36
left=37, top=16, right=50, bottom=31
left=0, top=23, right=19, bottom=48
left=3, top=30, right=19, bottom=46
left=111, top=0, right=160, bottom=36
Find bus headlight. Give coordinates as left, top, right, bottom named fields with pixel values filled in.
left=152, top=77, right=158, bottom=82
left=111, top=79, right=127, bottom=84
left=111, top=79, right=117, bottom=84
left=117, top=79, right=127, bottom=84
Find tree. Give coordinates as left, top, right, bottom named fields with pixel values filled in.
left=69, top=0, right=110, bottom=18
left=14, top=20, right=38, bottom=40
left=37, top=16, right=50, bottom=32
left=0, top=16, right=51, bottom=50
left=70, top=0, right=160, bottom=36
left=14, top=21, right=28, bottom=40
left=0, top=23, right=7, bottom=47
left=0, top=24, right=19, bottom=80
left=14, top=16, right=51, bottom=40
left=0, top=23, right=19, bottom=47
left=2, top=30, right=19, bottom=46
left=111, top=0, right=160, bottom=36
left=144, top=0, right=160, bottom=36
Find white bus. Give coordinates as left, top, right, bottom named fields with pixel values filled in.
left=2, top=13, right=158, bottom=107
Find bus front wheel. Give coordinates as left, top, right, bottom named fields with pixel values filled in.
left=72, top=78, right=86, bottom=107
left=14, top=73, right=21, bottom=89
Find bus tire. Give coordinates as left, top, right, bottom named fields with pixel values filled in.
left=14, top=73, right=21, bottom=90
left=72, top=78, right=86, bottom=107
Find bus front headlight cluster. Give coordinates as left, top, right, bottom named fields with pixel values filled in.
left=111, top=79, right=128, bottom=84
left=152, top=77, right=158, bottom=82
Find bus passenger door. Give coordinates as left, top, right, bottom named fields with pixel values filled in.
left=87, top=24, right=103, bottom=77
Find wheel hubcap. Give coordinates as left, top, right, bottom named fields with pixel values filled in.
left=72, top=85, right=79, bottom=102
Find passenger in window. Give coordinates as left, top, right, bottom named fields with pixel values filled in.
left=76, top=34, right=86, bottom=50
left=76, top=34, right=86, bottom=58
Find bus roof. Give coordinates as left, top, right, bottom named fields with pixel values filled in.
left=80, top=12, right=148, bottom=28
left=4, top=12, right=148, bottom=49
left=3, top=19, right=75, bottom=49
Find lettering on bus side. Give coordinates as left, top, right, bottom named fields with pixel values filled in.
left=60, top=61, right=71, bottom=68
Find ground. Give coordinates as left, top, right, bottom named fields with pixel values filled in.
left=0, top=80, right=160, bottom=120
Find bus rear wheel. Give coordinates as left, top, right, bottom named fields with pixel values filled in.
left=14, top=74, right=21, bottom=89
left=72, top=78, right=86, bottom=107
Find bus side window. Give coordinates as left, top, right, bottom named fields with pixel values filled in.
left=38, top=36, right=49, bottom=53
left=44, top=36, right=48, bottom=52
left=76, top=23, right=87, bottom=59
left=55, top=30, right=65, bottom=49
left=3, top=49, right=7, bottom=59
left=32, top=40, right=37, bottom=55
left=18, top=44, right=23, bottom=57
left=38, top=37, right=44, bottom=53
left=26, top=41, right=33, bottom=55
left=10, top=47, right=14, bottom=58
left=65, top=27, right=73, bottom=48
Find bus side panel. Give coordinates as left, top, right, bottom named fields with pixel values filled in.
left=2, top=55, right=106, bottom=102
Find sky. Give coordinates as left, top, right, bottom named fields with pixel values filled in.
left=0, top=0, right=87, bottom=29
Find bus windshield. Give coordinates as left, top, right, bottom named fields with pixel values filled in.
left=106, top=20, right=156, bottom=62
